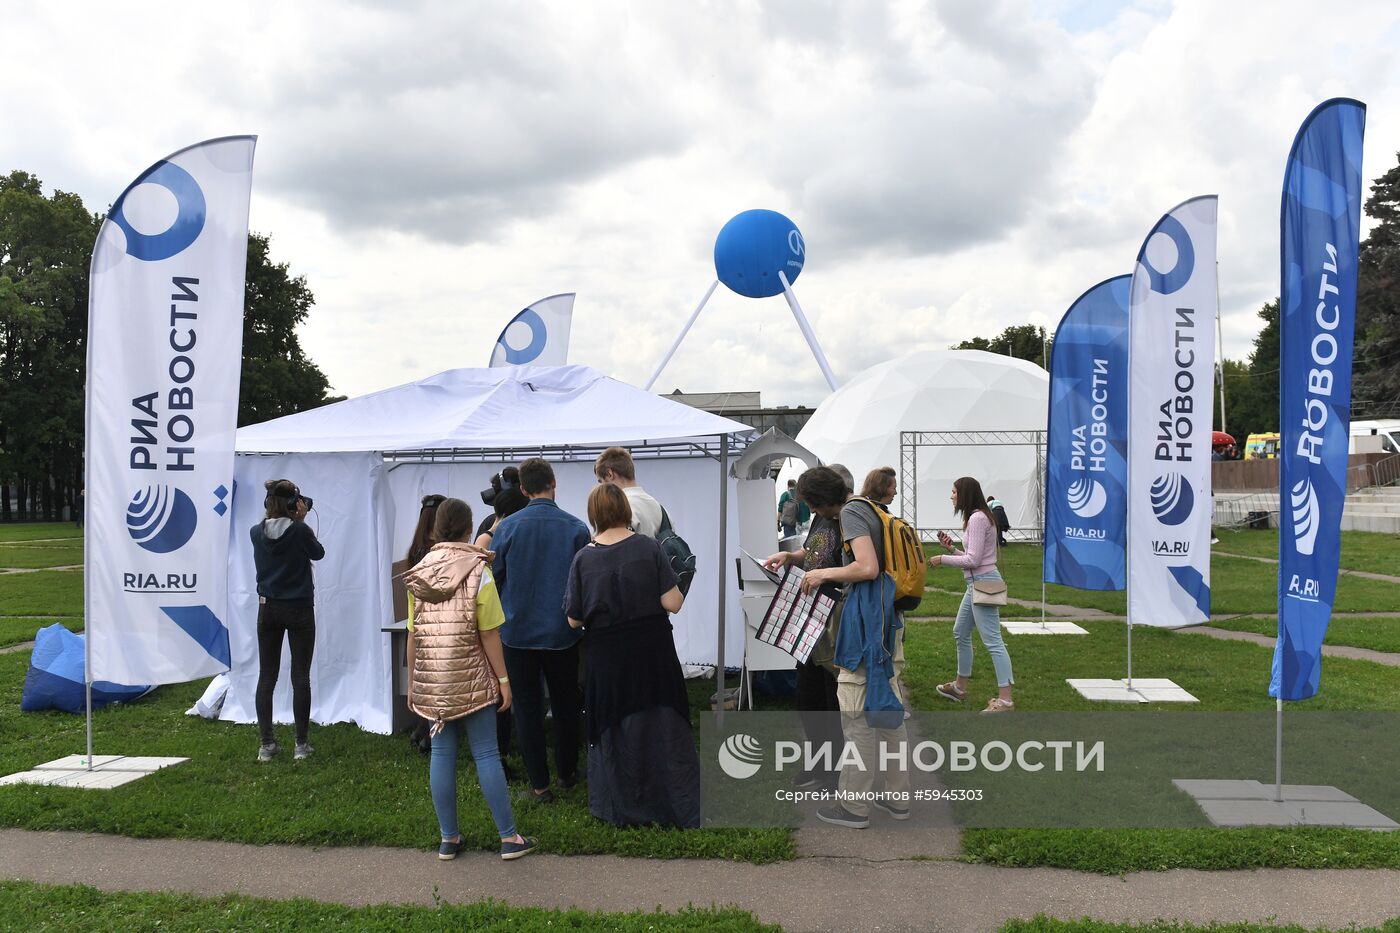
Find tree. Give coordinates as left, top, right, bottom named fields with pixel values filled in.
left=0, top=170, right=338, bottom=521
left=238, top=233, right=339, bottom=427
left=0, top=171, right=101, bottom=520
left=1218, top=299, right=1280, bottom=447
left=1355, top=153, right=1400, bottom=418
left=953, top=324, right=1050, bottom=367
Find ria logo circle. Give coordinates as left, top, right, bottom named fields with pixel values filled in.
left=1149, top=473, right=1194, bottom=526
left=1290, top=478, right=1320, bottom=556
left=1066, top=478, right=1107, bottom=519
left=127, top=486, right=198, bottom=553
left=717, top=733, right=764, bottom=780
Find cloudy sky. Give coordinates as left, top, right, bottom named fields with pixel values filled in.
left=8, top=0, right=1400, bottom=407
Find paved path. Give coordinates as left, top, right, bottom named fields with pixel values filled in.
left=1215, top=550, right=1400, bottom=586
left=1180, top=625, right=1400, bottom=667
left=2, top=829, right=1398, bottom=932
left=0, top=565, right=81, bottom=575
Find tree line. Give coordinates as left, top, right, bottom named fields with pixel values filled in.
left=955, top=151, right=1400, bottom=447
left=0, top=170, right=340, bottom=522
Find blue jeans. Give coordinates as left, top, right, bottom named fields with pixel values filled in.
left=430, top=706, right=516, bottom=840
left=954, top=571, right=1014, bottom=688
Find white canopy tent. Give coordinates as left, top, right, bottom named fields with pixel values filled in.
left=226, top=365, right=754, bottom=734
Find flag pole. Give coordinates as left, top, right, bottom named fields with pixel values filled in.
left=644, top=280, right=719, bottom=391
left=84, top=640, right=94, bottom=771
left=1274, top=697, right=1284, bottom=801
left=778, top=272, right=839, bottom=391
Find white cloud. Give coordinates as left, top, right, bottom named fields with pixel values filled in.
left=5, top=0, right=1400, bottom=412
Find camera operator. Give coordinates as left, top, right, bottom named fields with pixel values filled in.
left=250, top=478, right=325, bottom=763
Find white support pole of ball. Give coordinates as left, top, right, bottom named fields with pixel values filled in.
left=644, top=279, right=719, bottom=392
left=778, top=271, right=839, bottom=392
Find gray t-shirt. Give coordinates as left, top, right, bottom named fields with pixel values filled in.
left=839, top=499, right=885, bottom=571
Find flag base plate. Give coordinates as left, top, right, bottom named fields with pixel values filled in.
left=0, top=754, right=188, bottom=790
left=1172, top=779, right=1398, bottom=829
left=1066, top=678, right=1198, bottom=703
left=1003, top=621, right=1089, bottom=635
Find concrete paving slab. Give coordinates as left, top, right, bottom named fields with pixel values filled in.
left=1066, top=678, right=1197, bottom=703
left=1284, top=800, right=1399, bottom=829
left=1002, top=621, right=1089, bottom=635
left=35, top=754, right=124, bottom=770
left=1195, top=799, right=1298, bottom=827
left=3, top=755, right=188, bottom=790
left=1172, top=779, right=1269, bottom=799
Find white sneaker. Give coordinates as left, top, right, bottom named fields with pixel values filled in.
left=294, top=742, right=314, bottom=760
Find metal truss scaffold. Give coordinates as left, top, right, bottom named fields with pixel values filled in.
left=898, top=430, right=1047, bottom=543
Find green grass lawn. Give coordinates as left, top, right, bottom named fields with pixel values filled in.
left=0, top=616, right=81, bottom=648
left=0, top=543, right=84, bottom=569
left=1, top=530, right=1396, bottom=874
left=0, top=881, right=779, bottom=933
left=0, top=569, right=84, bottom=616
left=902, top=618, right=1400, bottom=713
left=1214, top=527, right=1400, bottom=578
left=981, top=543, right=1400, bottom=618
left=1208, top=616, right=1400, bottom=654
left=1002, top=915, right=1400, bottom=933
left=0, top=649, right=792, bottom=863
left=0, top=522, right=82, bottom=542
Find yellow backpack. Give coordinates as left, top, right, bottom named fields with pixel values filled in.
left=844, top=497, right=925, bottom=611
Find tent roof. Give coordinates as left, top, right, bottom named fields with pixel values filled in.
left=235, top=365, right=754, bottom=455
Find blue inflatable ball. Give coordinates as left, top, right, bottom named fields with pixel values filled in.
left=713, top=209, right=805, bottom=299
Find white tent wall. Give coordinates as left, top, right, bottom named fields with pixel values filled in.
left=386, top=457, right=744, bottom=666
left=223, top=451, right=395, bottom=734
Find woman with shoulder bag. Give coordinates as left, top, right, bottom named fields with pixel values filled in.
left=403, top=497, right=537, bottom=861
left=927, top=476, right=1015, bottom=713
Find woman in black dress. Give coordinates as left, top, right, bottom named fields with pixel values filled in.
left=565, top=483, right=699, bottom=828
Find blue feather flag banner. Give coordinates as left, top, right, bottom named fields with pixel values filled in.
left=1044, top=276, right=1130, bottom=591
left=489, top=293, right=575, bottom=367
left=1272, top=99, right=1366, bottom=701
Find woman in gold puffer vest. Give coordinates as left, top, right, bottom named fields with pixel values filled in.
left=403, top=497, right=536, bottom=862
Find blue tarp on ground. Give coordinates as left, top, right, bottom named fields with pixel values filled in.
left=20, top=623, right=153, bottom=713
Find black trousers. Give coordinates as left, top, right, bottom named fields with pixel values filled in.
left=504, top=643, right=580, bottom=791
left=796, top=657, right=841, bottom=781
left=255, top=602, right=316, bottom=745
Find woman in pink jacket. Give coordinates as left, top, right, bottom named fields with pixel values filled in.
left=927, top=476, right=1015, bottom=713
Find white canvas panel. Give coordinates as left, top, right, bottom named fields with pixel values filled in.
left=223, top=452, right=394, bottom=734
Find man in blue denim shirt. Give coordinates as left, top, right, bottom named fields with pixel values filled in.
left=491, top=457, right=591, bottom=802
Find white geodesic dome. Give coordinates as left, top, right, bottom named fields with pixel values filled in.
left=788, top=350, right=1049, bottom=537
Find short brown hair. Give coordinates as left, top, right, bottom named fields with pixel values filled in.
left=587, top=482, right=632, bottom=532
left=432, top=497, right=474, bottom=543
left=593, top=446, right=636, bottom=482
left=796, top=467, right=847, bottom=509
left=518, top=457, right=555, bottom=495
left=860, top=466, right=896, bottom=501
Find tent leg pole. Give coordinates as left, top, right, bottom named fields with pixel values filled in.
left=1275, top=698, right=1283, bottom=802
left=715, top=433, right=730, bottom=727
left=644, top=280, right=718, bottom=392
left=778, top=272, right=839, bottom=391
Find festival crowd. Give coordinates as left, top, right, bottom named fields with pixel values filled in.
left=248, top=447, right=1014, bottom=856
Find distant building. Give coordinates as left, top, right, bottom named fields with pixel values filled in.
left=663, top=390, right=815, bottom=438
